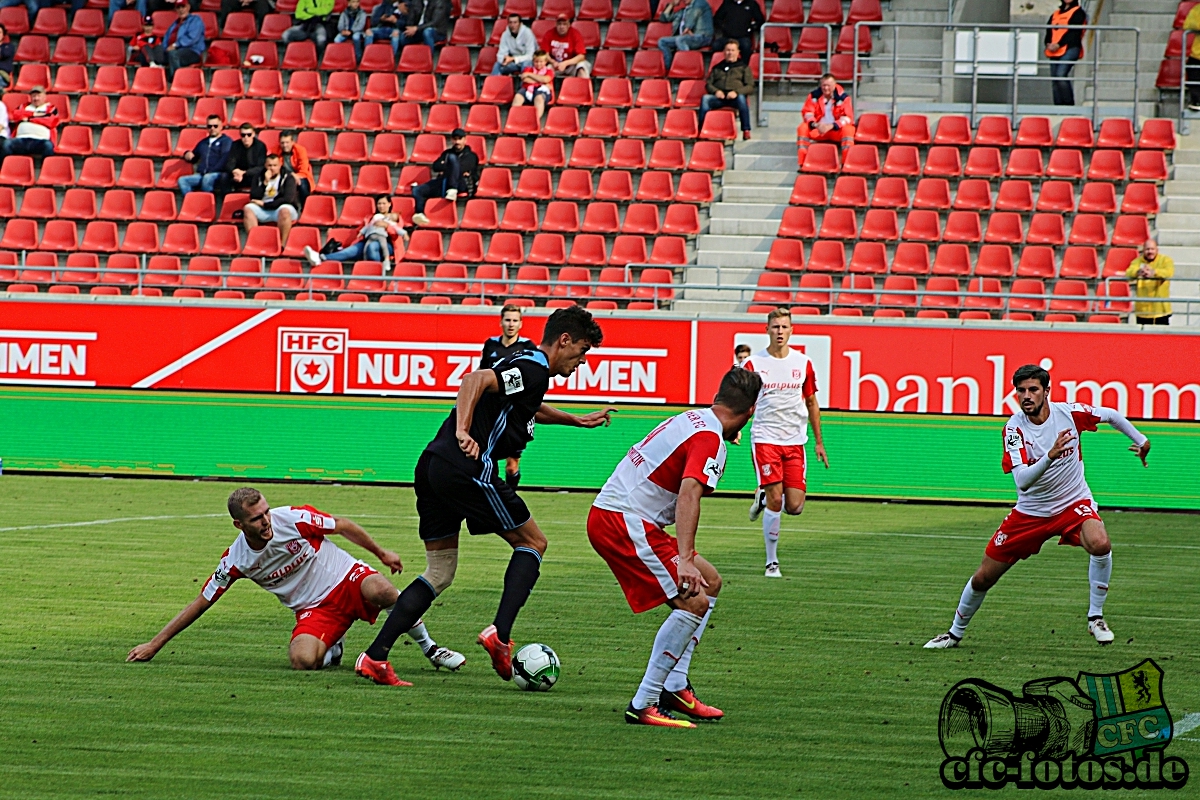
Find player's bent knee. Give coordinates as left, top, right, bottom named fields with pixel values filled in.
left=674, top=591, right=709, bottom=616
left=421, top=547, right=458, bottom=596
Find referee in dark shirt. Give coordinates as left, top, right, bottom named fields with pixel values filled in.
left=481, top=304, right=537, bottom=489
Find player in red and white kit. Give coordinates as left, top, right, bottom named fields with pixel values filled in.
left=743, top=308, right=829, bottom=577
left=588, top=367, right=762, bottom=728
left=925, top=365, right=1151, bottom=650
left=127, top=488, right=464, bottom=676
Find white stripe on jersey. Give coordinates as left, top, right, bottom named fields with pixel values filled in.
left=624, top=512, right=679, bottom=598
left=744, top=348, right=816, bottom=446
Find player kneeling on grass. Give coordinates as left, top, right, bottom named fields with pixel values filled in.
left=356, top=306, right=614, bottom=687
left=589, top=367, right=763, bottom=728
left=127, top=489, right=464, bottom=676
left=925, top=365, right=1150, bottom=651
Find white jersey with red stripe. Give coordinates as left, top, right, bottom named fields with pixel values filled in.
left=593, top=408, right=727, bottom=529
left=1002, top=402, right=1108, bottom=517
left=743, top=348, right=818, bottom=446
left=201, top=505, right=359, bottom=612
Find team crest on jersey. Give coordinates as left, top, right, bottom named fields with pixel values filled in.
left=993, top=532, right=1007, bottom=546
left=501, top=367, right=524, bottom=395
left=286, top=540, right=303, bottom=555
left=762, top=464, right=773, bottom=476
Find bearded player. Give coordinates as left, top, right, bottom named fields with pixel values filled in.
left=356, top=306, right=613, bottom=686
left=925, top=365, right=1151, bottom=650
left=744, top=308, right=829, bottom=577
left=589, top=367, right=762, bottom=728
left=480, top=304, right=537, bottom=490
left=127, top=488, right=464, bottom=675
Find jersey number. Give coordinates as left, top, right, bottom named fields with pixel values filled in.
left=1072, top=504, right=1093, bottom=517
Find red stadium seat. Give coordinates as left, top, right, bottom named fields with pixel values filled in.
left=1120, top=183, right=1159, bottom=215
left=963, top=147, right=1002, bottom=179
left=819, top=208, right=858, bottom=240
left=975, top=116, right=1013, bottom=147
left=1097, top=118, right=1136, bottom=150
left=922, top=147, right=962, bottom=178
left=900, top=210, right=940, bottom=242
left=777, top=206, right=816, bottom=238
left=1036, top=181, right=1076, bottom=213
left=1059, top=246, right=1099, bottom=279
left=807, top=240, right=846, bottom=272
left=765, top=239, right=805, bottom=271
left=1111, top=215, right=1151, bottom=246
left=912, top=178, right=950, bottom=210
left=1068, top=214, right=1108, bottom=246
left=984, top=211, right=1024, bottom=244
left=1026, top=213, right=1066, bottom=246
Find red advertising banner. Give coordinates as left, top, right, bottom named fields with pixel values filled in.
left=1, top=299, right=1198, bottom=420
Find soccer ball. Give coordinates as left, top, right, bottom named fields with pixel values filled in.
left=512, top=643, right=560, bottom=691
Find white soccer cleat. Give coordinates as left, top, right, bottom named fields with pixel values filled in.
left=1088, top=618, right=1114, bottom=646
left=924, top=632, right=961, bottom=649
left=324, top=636, right=345, bottom=667
left=764, top=562, right=782, bottom=578
left=749, top=489, right=766, bottom=522
left=426, top=645, right=466, bottom=670
left=302, top=245, right=322, bottom=267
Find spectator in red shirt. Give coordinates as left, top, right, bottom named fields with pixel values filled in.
left=540, top=14, right=590, bottom=79
left=2, top=86, right=60, bottom=157
left=512, top=50, right=555, bottom=123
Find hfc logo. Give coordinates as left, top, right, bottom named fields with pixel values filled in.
left=276, top=328, right=348, bottom=394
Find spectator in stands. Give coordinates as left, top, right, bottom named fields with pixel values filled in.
left=410, top=128, right=478, bottom=227
left=243, top=154, right=299, bottom=249
left=226, top=123, right=267, bottom=192
left=178, top=115, right=233, bottom=195
left=282, top=0, right=334, bottom=51
left=1, top=86, right=59, bottom=157
left=110, top=0, right=148, bottom=23
left=304, top=196, right=409, bottom=270
left=541, top=14, right=590, bottom=79
left=657, top=0, right=713, bottom=71
left=128, top=16, right=160, bottom=67
left=219, top=0, right=268, bottom=28
left=333, top=0, right=369, bottom=60
left=0, top=24, right=14, bottom=91
left=701, top=40, right=753, bottom=141
left=400, top=0, right=451, bottom=51
left=712, top=0, right=762, bottom=61
left=1183, top=4, right=1200, bottom=111
left=512, top=50, right=554, bottom=123
left=0, top=91, right=9, bottom=141
left=734, top=343, right=750, bottom=367
left=1125, top=238, right=1173, bottom=326
left=1044, top=0, right=1086, bottom=106
left=277, top=130, right=313, bottom=211
left=159, top=1, right=206, bottom=79
left=796, top=72, right=854, bottom=165
left=493, top=13, right=536, bottom=76
left=370, top=0, right=406, bottom=55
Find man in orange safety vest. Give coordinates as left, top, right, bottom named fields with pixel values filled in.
left=796, top=73, right=855, bottom=169
left=1045, top=0, right=1087, bottom=106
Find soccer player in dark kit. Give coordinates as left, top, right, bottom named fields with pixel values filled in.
left=355, top=306, right=613, bottom=685
left=479, top=303, right=537, bottom=490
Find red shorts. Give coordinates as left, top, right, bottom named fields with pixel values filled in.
left=587, top=506, right=690, bottom=614
left=752, top=442, right=807, bottom=491
left=291, top=563, right=381, bottom=645
left=984, top=500, right=1100, bottom=564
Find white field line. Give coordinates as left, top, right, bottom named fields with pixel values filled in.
left=0, top=513, right=226, bottom=532
left=1176, top=712, right=1200, bottom=739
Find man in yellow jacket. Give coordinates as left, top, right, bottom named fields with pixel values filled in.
left=1125, top=238, right=1173, bottom=325
left=1184, top=3, right=1200, bottom=111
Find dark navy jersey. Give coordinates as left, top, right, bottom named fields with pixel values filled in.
left=425, top=349, right=550, bottom=476
left=479, top=336, right=537, bottom=370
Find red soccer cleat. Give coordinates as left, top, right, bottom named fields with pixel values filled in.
left=660, top=685, right=724, bottom=720
left=624, top=703, right=696, bottom=728
left=354, top=652, right=413, bottom=686
left=477, top=624, right=513, bottom=681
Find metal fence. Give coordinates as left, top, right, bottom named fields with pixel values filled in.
left=754, top=23, right=835, bottom=126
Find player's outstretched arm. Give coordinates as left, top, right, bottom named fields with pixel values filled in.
left=805, top=394, right=829, bottom=468
left=535, top=403, right=617, bottom=428
left=673, top=478, right=709, bottom=600
left=126, top=595, right=215, bottom=662
left=1094, top=406, right=1151, bottom=467
left=454, top=369, right=500, bottom=459
left=332, top=516, right=403, bottom=574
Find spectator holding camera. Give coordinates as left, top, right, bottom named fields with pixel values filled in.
left=1125, top=239, right=1173, bottom=326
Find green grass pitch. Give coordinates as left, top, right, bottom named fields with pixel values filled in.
left=0, top=475, right=1197, bottom=798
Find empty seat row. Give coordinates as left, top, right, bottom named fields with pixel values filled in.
left=800, top=143, right=1170, bottom=182
left=855, top=114, right=1176, bottom=151
left=762, top=239, right=1139, bottom=280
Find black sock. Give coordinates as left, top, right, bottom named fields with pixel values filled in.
left=493, top=547, right=541, bottom=643
left=505, top=471, right=521, bottom=490
left=365, top=578, right=435, bottom=661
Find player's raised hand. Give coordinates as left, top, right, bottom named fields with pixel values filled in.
left=1047, top=429, right=1076, bottom=460
left=126, top=642, right=159, bottom=662
left=378, top=550, right=404, bottom=574
left=1130, top=438, right=1151, bottom=467
left=456, top=430, right=480, bottom=459
left=577, top=407, right=618, bottom=428
left=815, top=443, right=829, bottom=468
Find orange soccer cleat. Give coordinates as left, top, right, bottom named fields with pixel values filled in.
left=354, top=652, right=413, bottom=687
left=477, top=624, right=513, bottom=681
left=624, top=703, right=697, bottom=728
left=660, top=685, right=724, bottom=721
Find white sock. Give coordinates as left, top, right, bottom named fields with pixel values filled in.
left=949, top=579, right=987, bottom=639
left=1088, top=553, right=1112, bottom=618
left=763, top=509, right=781, bottom=565
left=664, top=597, right=716, bottom=693
left=321, top=639, right=342, bottom=668
left=406, top=618, right=435, bottom=654
left=631, top=609, right=704, bottom=710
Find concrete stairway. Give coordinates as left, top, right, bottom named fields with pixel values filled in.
left=1151, top=132, right=1200, bottom=325
left=1095, top=0, right=1177, bottom=117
